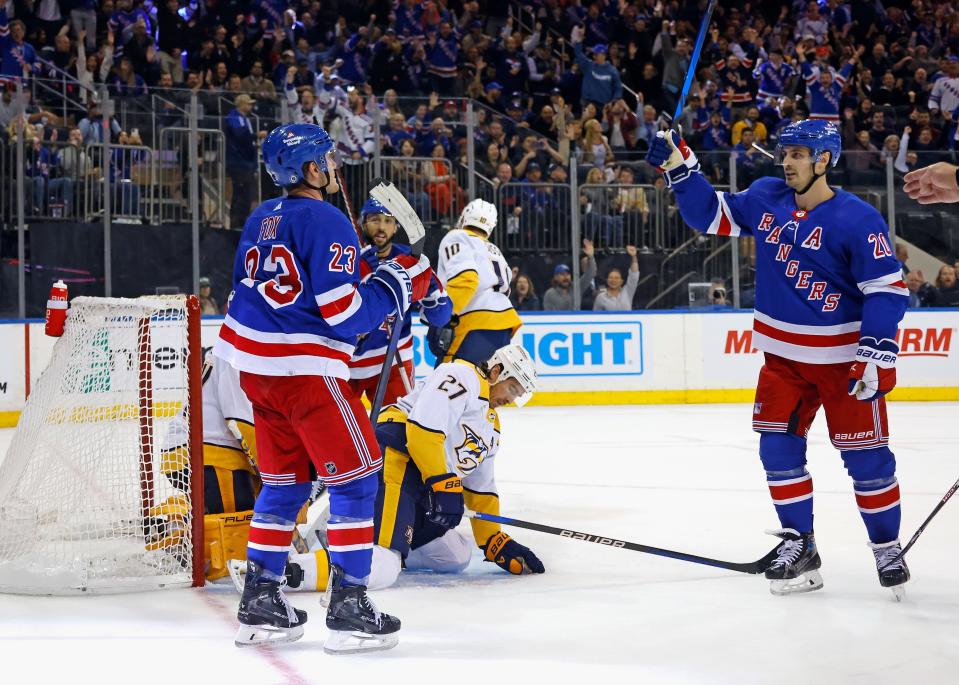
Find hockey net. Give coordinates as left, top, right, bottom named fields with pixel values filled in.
left=0, top=295, right=204, bottom=594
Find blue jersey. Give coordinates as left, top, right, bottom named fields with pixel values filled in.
left=349, top=243, right=414, bottom=380
left=672, top=174, right=907, bottom=364
left=801, top=62, right=851, bottom=121
left=753, top=60, right=795, bottom=100
left=214, top=196, right=399, bottom=378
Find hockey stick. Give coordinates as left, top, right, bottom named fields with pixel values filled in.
left=368, top=177, right=427, bottom=424
left=879, top=476, right=959, bottom=571
left=466, top=510, right=781, bottom=575
left=670, top=0, right=719, bottom=124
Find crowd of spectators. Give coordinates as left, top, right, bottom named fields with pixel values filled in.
left=2, top=0, right=959, bottom=307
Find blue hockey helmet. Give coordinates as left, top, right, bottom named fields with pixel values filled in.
left=775, top=119, right=842, bottom=168
left=262, top=123, right=335, bottom=187
left=360, top=197, right=394, bottom=223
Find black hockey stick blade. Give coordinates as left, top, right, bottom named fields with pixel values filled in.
left=468, top=510, right=780, bottom=575
left=879, top=476, right=959, bottom=571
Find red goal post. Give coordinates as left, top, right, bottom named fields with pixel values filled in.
left=0, top=295, right=204, bottom=594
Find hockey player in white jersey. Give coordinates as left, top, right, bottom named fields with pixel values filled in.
left=278, top=345, right=544, bottom=591
left=156, top=352, right=263, bottom=581
left=431, top=199, right=522, bottom=366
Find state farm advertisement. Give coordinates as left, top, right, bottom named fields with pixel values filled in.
left=701, top=310, right=959, bottom=389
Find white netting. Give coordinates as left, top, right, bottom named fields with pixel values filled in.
left=0, top=296, right=198, bottom=594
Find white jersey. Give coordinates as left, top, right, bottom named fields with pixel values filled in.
left=394, top=360, right=499, bottom=495
left=928, top=76, right=959, bottom=116
left=436, top=229, right=513, bottom=316
left=163, top=352, right=254, bottom=452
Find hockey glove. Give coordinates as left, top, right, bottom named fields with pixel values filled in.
left=419, top=276, right=453, bottom=328
left=427, top=314, right=458, bottom=362
left=644, top=129, right=700, bottom=188
left=848, top=337, right=898, bottom=401
left=372, top=254, right=433, bottom=315
left=483, top=532, right=545, bottom=575
left=422, top=473, right=465, bottom=528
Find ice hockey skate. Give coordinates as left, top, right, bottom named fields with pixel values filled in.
left=869, top=539, right=910, bottom=601
left=764, top=529, right=823, bottom=596
left=323, top=564, right=400, bottom=654
left=234, top=561, right=307, bottom=648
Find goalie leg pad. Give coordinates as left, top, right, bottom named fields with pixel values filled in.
left=406, top=529, right=472, bottom=574
left=205, top=510, right=254, bottom=581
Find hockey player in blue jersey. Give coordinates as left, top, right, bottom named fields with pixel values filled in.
left=214, top=123, right=435, bottom=652
left=646, top=120, right=911, bottom=599
left=348, top=197, right=452, bottom=404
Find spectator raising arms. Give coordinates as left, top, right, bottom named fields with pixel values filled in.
left=593, top=245, right=639, bottom=311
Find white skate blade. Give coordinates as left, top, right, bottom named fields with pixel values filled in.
left=323, top=629, right=398, bottom=655
left=890, top=584, right=906, bottom=602
left=234, top=623, right=304, bottom=648
left=770, top=569, right=824, bottom=596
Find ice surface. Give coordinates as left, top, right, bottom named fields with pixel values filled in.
left=1, top=403, right=958, bottom=684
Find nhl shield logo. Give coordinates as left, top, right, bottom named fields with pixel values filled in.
left=324, top=461, right=337, bottom=475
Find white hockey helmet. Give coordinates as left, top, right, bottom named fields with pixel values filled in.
left=456, top=198, right=497, bottom=236
left=488, top=344, right=537, bottom=407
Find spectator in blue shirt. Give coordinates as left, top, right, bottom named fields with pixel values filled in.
left=571, top=35, right=622, bottom=111
left=224, top=94, right=264, bottom=229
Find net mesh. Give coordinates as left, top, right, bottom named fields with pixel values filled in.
left=0, top=296, right=197, bottom=594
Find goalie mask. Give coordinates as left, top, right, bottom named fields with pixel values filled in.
left=488, top=344, right=537, bottom=407
left=456, top=199, right=498, bottom=237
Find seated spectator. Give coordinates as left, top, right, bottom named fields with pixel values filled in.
left=198, top=276, right=219, bottom=315
left=510, top=274, right=541, bottom=311
left=25, top=136, right=51, bottom=215
left=49, top=127, right=91, bottom=218
left=932, top=265, right=959, bottom=307
left=732, top=128, right=768, bottom=185
left=603, top=99, right=638, bottom=151
left=593, top=245, right=639, bottom=311
left=422, top=142, right=460, bottom=217
left=731, top=106, right=768, bottom=146
left=241, top=60, right=278, bottom=101
left=867, top=111, right=895, bottom=149
left=844, top=130, right=882, bottom=185
left=78, top=101, right=122, bottom=145
left=906, top=270, right=936, bottom=308
left=581, top=119, right=614, bottom=174
left=615, top=167, right=649, bottom=244
left=477, top=141, right=506, bottom=179
left=581, top=166, right=623, bottom=247
left=389, top=138, right=430, bottom=219
left=543, top=242, right=597, bottom=311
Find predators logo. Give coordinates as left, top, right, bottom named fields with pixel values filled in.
left=454, top=424, right=489, bottom=475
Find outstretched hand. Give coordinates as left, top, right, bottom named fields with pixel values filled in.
left=903, top=162, right=959, bottom=205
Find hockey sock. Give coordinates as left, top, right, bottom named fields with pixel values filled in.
left=759, top=433, right=813, bottom=533
left=765, top=467, right=814, bottom=533
left=852, top=475, right=901, bottom=544
left=328, top=473, right=378, bottom=586
left=842, top=448, right=901, bottom=544
left=247, top=482, right=312, bottom=577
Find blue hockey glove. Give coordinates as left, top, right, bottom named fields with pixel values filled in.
left=645, top=130, right=700, bottom=188
left=848, top=337, right=898, bottom=401
left=419, top=276, right=453, bottom=327
left=483, top=532, right=545, bottom=575
left=422, top=473, right=464, bottom=528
